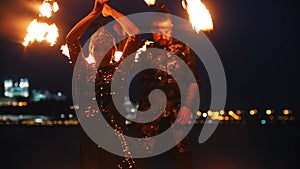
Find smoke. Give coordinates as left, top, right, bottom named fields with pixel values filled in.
left=0, top=0, right=41, bottom=44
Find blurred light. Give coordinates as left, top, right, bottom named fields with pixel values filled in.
left=18, top=102, right=23, bottom=106
left=260, top=119, right=267, bottom=125
left=250, top=109, right=257, bottom=116
left=12, top=101, right=17, bottom=106
left=236, top=109, right=242, bottom=115
left=266, top=109, right=272, bottom=115
left=283, top=109, right=290, bottom=115
left=35, top=118, right=43, bottom=123
left=202, top=112, right=207, bottom=118
left=57, top=92, right=62, bottom=97
left=196, top=111, right=202, bottom=116
left=228, top=110, right=234, bottom=115
left=224, top=116, right=229, bottom=121
left=60, top=114, right=65, bottom=119
left=18, top=115, right=23, bottom=120
left=228, top=110, right=241, bottom=120
left=207, top=110, right=213, bottom=116
left=219, top=110, right=225, bottom=115
left=68, top=114, right=73, bottom=118
left=282, top=116, right=289, bottom=121
left=289, top=116, right=295, bottom=121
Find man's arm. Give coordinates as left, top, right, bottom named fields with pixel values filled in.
left=177, top=46, right=201, bottom=125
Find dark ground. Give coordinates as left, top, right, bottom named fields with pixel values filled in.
left=0, top=123, right=299, bottom=169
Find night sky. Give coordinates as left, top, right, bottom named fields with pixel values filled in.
left=0, top=0, right=299, bottom=111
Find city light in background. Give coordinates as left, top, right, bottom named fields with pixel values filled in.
left=0, top=77, right=296, bottom=126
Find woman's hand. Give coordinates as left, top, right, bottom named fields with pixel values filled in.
left=92, top=0, right=109, bottom=15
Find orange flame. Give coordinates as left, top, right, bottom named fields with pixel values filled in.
left=182, top=0, right=214, bottom=32
left=23, top=0, right=59, bottom=46
left=60, top=44, right=71, bottom=61
left=144, top=0, right=156, bottom=6
left=23, top=19, right=59, bottom=46
left=113, top=51, right=123, bottom=62
left=39, top=1, right=59, bottom=18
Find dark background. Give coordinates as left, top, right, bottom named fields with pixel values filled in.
left=0, top=0, right=299, bottom=168
left=0, top=0, right=299, bottom=110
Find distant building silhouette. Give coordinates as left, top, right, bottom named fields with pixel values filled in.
left=3, top=78, right=29, bottom=98
left=2, top=78, right=66, bottom=103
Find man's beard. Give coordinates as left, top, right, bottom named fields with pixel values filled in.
left=157, top=39, right=170, bottom=47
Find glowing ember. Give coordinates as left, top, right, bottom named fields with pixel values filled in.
left=23, top=0, right=59, bottom=46
left=182, top=0, right=214, bottom=32
left=23, top=19, right=59, bottom=46
left=60, top=44, right=71, bottom=61
left=144, top=0, right=156, bottom=6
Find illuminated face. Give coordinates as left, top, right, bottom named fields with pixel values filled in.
left=89, top=29, right=115, bottom=64
left=151, top=19, right=173, bottom=47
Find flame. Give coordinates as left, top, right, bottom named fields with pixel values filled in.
left=39, top=0, right=59, bottom=18
left=113, top=51, right=123, bottom=62
left=85, top=54, right=96, bottom=64
left=144, top=0, right=156, bottom=6
left=23, top=19, right=59, bottom=46
left=60, top=44, right=71, bottom=60
left=52, top=2, right=59, bottom=13
left=182, top=0, right=214, bottom=32
left=23, top=0, right=59, bottom=46
left=61, top=44, right=95, bottom=65
left=134, top=40, right=154, bottom=62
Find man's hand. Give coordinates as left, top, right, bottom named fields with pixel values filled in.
left=102, top=4, right=112, bottom=17
left=177, top=106, right=192, bottom=125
